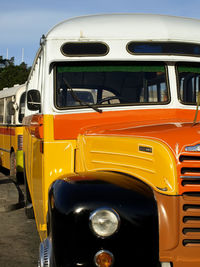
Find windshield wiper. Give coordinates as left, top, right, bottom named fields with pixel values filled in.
left=193, top=91, right=200, bottom=126
left=63, top=78, right=102, bottom=113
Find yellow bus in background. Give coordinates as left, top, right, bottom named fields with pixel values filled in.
left=0, top=83, right=26, bottom=182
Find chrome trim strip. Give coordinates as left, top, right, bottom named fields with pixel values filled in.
left=38, top=238, right=52, bottom=267
left=161, top=263, right=171, bottom=267
left=181, top=176, right=200, bottom=179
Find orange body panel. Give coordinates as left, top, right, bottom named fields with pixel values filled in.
left=54, top=108, right=199, bottom=139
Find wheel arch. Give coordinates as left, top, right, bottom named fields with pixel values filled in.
left=47, top=171, right=159, bottom=266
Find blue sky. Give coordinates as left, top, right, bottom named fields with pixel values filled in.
left=1, top=0, right=200, bottom=66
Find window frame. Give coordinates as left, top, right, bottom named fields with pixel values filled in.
left=53, top=61, right=171, bottom=111
left=0, top=98, right=4, bottom=124
left=176, top=62, right=200, bottom=105
left=5, top=96, right=14, bottom=125
left=127, top=42, right=200, bottom=57
left=60, top=42, right=109, bottom=57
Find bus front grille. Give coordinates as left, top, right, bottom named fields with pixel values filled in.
left=182, top=193, right=200, bottom=247
left=179, top=153, right=200, bottom=247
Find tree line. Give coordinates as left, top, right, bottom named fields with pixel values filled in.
left=0, top=56, right=31, bottom=90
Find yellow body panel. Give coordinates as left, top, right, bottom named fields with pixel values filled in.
left=76, top=135, right=178, bottom=195
left=23, top=115, right=76, bottom=240
left=0, top=125, right=24, bottom=172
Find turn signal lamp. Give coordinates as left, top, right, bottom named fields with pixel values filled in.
left=94, top=250, right=114, bottom=267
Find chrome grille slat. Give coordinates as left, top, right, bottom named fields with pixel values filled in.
left=181, top=176, right=200, bottom=179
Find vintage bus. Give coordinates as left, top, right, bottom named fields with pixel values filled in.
left=0, top=83, right=25, bottom=182
left=23, top=14, right=200, bottom=267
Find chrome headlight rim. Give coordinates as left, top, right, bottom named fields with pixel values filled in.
left=89, top=207, right=120, bottom=238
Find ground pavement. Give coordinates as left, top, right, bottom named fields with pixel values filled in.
left=0, top=170, right=39, bottom=267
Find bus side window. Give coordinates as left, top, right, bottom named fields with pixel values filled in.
left=0, top=99, right=4, bottom=123
left=19, top=92, right=26, bottom=123
left=5, top=97, right=12, bottom=124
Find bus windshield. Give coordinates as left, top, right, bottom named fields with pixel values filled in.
left=177, top=63, right=200, bottom=105
left=55, top=62, right=169, bottom=109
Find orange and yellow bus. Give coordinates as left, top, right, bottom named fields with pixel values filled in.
left=0, top=83, right=26, bottom=182
left=24, top=14, right=200, bottom=267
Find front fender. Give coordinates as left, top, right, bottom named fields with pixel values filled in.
left=48, top=171, right=159, bottom=267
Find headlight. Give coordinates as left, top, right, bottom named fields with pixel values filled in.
left=89, top=208, right=120, bottom=238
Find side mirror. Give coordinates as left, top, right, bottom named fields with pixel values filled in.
left=27, top=90, right=41, bottom=111
left=8, top=101, right=15, bottom=115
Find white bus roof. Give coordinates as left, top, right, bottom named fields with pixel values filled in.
left=46, top=13, right=200, bottom=43
left=0, top=83, right=26, bottom=99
